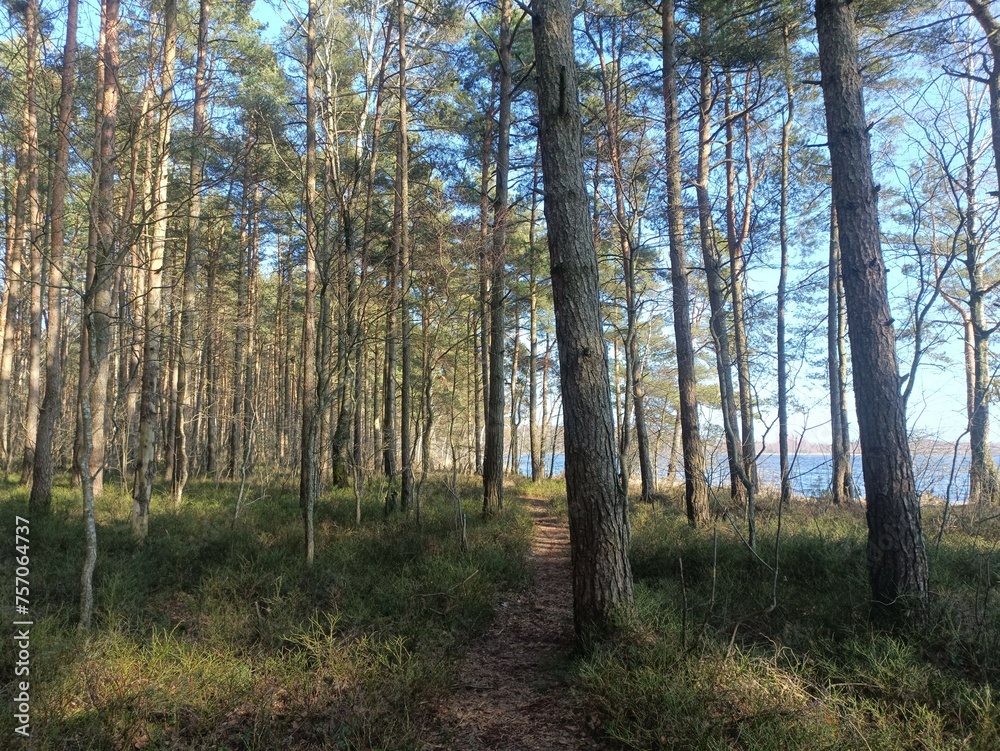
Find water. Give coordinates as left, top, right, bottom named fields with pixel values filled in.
left=518, top=451, right=977, bottom=503
left=731, top=453, right=973, bottom=503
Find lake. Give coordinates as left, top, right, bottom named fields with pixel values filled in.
left=519, top=450, right=978, bottom=503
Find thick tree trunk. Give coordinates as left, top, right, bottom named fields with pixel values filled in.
left=0, top=212, right=20, bottom=473
left=662, top=0, right=709, bottom=526
left=204, top=227, right=220, bottom=475
left=816, top=0, right=928, bottom=615
left=30, top=0, right=78, bottom=512
left=533, top=0, right=634, bottom=641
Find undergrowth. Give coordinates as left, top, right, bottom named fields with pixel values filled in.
left=568, top=486, right=1000, bottom=750
left=0, top=473, right=530, bottom=750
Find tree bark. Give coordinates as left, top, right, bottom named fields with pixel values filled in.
left=533, top=0, right=634, bottom=641
left=816, top=0, right=928, bottom=615
left=529, top=152, right=543, bottom=482
left=81, top=0, right=120, bottom=629
left=483, top=0, right=512, bottom=516
left=477, top=76, right=497, bottom=478
left=725, top=70, right=759, bottom=493
left=301, top=0, right=319, bottom=563
left=695, top=54, right=746, bottom=517
left=662, top=0, right=709, bottom=526
left=30, top=0, right=78, bottom=512
left=131, top=0, right=176, bottom=539
left=828, top=197, right=853, bottom=505
left=20, top=0, right=43, bottom=486
left=777, top=31, right=793, bottom=508
left=173, top=0, right=210, bottom=507
left=397, top=0, right=413, bottom=513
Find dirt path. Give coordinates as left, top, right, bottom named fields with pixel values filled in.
left=424, top=497, right=607, bottom=750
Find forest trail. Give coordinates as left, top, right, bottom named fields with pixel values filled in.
left=424, top=496, right=606, bottom=750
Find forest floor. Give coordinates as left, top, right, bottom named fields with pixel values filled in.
left=5, top=476, right=1000, bottom=750
left=425, top=496, right=605, bottom=751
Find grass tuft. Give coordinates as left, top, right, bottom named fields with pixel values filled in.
left=573, top=492, right=1000, bottom=750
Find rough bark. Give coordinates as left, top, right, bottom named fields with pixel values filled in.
left=816, top=0, right=928, bottom=614
left=533, top=0, right=634, bottom=641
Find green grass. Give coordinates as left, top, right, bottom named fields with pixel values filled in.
left=567, top=487, right=1000, bottom=750
left=0, top=473, right=530, bottom=750
left=8, top=473, right=999, bottom=750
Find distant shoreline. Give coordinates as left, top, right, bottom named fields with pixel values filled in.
left=756, top=446, right=979, bottom=457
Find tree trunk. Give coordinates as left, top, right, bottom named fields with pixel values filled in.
left=29, top=0, right=78, bottom=512
left=777, top=31, right=793, bottom=508
left=301, top=0, right=319, bottom=563
left=828, top=197, right=852, bottom=505
left=590, top=21, right=654, bottom=504
left=662, top=0, right=709, bottom=526
left=173, top=0, right=209, bottom=507
left=81, top=0, right=120, bottom=629
left=20, top=0, right=43, bottom=486
left=726, top=70, right=759, bottom=493
left=528, top=153, right=543, bottom=482
left=483, top=0, right=512, bottom=516
left=398, top=0, right=413, bottom=513
left=816, top=0, right=928, bottom=615
left=477, top=75, right=496, bottom=479
left=131, top=0, right=176, bottom=539
left=533, top=0, right=634, bottom=641
left=695, top=54, right=746, bottom=517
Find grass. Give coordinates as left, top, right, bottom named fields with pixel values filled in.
left=8, top=472, right=999, bottom=750
left=0, top=473, right=530, bottom=750
left=562, top=485, right=1000, bottom=750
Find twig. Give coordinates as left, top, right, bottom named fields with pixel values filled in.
left=413, top=569, right=481, bottom=598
